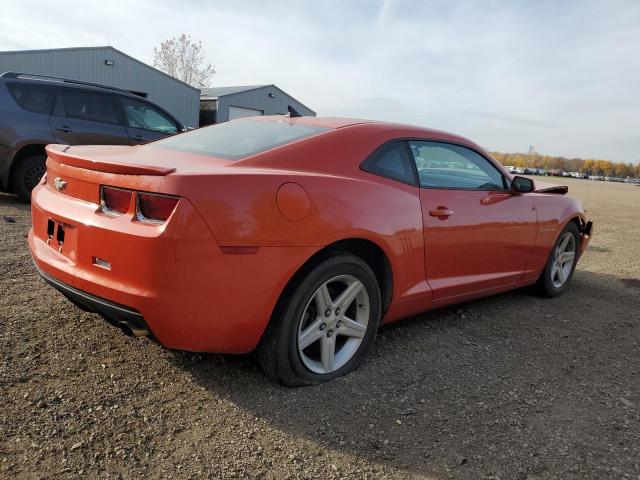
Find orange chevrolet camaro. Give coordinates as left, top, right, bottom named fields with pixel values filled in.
left=29, top=116, right=593, bottom=385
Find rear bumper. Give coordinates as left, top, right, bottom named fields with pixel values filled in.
left=34, top=263, right=150, bottom=336
left=28, top=183, right=319, bottom=353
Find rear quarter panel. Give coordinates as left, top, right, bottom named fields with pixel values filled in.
left=160, top=125, right=431, bottom=311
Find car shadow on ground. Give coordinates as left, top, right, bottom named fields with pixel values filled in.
left=170, top=269, right=640, bottom=478
left=0, top=192, right=29, bottom=210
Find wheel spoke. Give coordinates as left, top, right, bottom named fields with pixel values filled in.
left=321, top=335, right=336, bottom=372
left=558, top=234, right=571, bottom=253
left=556, top=263, right=565, bottom=284
left=314, top=284, right=333, bottom=312
left=337, top=317, right=366, bottom=338
left=334, top=280, right=363, bottom=311
left=560, top=251, right=575, bottom=265
left=299, top=318, right=325, bottom=349
left=552, top=264, right=560, bottom=283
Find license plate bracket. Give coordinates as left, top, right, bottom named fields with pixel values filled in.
left=47, top=218, right=72, bottom=253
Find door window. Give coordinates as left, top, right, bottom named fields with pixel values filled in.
left=119, top=97, right=177, bottom=133
left=409, top=141, right=507, bottom=190
left=58, top=89, right=120, bottom=124
left=361, top=141, right=417, bottom=185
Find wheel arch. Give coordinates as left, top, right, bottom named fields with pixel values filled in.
left=267, top=237, right=394, bottom=338
left=310, top=238, right=394, bottom=315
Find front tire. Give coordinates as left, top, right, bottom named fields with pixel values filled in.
left=258, top=254, right=381, bottom=386
left=11, top=154, right=46, bottom=202
left=536, top=221, right=580, bottom=297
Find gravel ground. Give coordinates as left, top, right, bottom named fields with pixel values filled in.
left=1, top=178, right=639, bottom=479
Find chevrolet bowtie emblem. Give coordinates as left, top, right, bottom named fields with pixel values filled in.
left=53, top=177, right=67, bottom=192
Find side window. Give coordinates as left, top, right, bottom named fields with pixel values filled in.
left=58, top=89, right=119, bottom=124
left=6, top=83, right=55, bottom=114
left=409, top=141, right=507, bottom=190
left=119, top=97, right=177, bottom=133
left=361, top=141, right=417, bottom=185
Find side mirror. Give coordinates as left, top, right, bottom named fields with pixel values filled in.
left=511, top=175, right=534, bottom=193
left=178, top=123, right=187, bottom=133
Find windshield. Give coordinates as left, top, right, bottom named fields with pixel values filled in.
left=152, top=119, right=329, bottom=160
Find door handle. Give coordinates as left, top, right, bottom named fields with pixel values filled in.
left=429, top=208, right=454, bottom=217
left=55, top=126, right=72, bottom=133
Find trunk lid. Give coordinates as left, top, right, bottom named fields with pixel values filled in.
left=46, top=144, right=178, bottom=176
left=44, top=144, right=230, bottom=204
left=45, top=145, right=173, bottom=204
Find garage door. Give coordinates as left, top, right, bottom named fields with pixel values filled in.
left=229, top=106, right=263, bottom=120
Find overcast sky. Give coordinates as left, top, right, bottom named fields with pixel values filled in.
left=2, top=0, right=639, bottom=163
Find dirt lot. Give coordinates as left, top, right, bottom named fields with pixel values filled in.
left=1, top=177, right=639, bottom=479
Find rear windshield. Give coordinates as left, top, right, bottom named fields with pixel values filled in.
left=152, top=119, right=328, bottom=160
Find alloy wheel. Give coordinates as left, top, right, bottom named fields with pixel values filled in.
left=551, top=232, right=576, bottom=288
left=297, top=274, right=370, bottom=374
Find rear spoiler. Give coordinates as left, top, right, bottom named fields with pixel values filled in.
left=45, top=144, right=175, bottom=176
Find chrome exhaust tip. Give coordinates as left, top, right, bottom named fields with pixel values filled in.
left=118, top=321, right=150, bottom=337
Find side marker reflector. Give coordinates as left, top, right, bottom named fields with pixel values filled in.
left=92, top=257, right=111, bottom=270
left=219, top=246, right=260, bottom=255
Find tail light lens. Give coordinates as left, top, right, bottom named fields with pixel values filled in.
left=101, top=186, right=132, bottom=215
left=137, top=192, right=179, bottom=223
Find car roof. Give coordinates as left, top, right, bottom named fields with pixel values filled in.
left=254, top=115, right=484, bottom=150
left=1, top=72, right=179, bottom=121
left=1, top=72, right=146, bottom=100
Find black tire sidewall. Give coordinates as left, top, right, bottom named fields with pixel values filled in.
left=12, top=154, right=46, bottom=201
left=541, top=222, right=580, bottom=297
left=277, top=254, right=381, bottom=385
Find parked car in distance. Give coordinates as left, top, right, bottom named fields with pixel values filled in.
left=0, top=72, right=187, bottom=200
left=29, top=116, right=593, bottom=385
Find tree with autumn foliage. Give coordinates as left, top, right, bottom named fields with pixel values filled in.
left=491, top=152, right=640, bottom=178
left=153, top=34, right=215, bottom=88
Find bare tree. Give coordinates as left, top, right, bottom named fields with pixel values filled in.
left=153, top=34, right=215, bottom=88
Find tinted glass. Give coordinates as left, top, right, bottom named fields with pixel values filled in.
left=59, top=89, right=119, bottom=124
left=153, top=119, right=328, bottom=160
left=7, top=83, right=55, bottom=114
left=361, top=141, right=416, bottom=185
left=120, top=96, right=177, bottom=133
left=409, top=141, right=506, bottom=190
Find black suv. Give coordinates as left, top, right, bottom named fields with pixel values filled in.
left=0, top=72, right=186, bottom=200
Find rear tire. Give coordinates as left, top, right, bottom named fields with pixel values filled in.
left=258, top=254, right=381, bottom=386
left=11, top=154, right=46, bottom=202
left=536, top=221, right=580, bottom=297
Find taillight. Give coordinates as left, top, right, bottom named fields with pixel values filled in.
left=101, top=186, right=132, bottom=215
left=136, top=192, right=179, bottom=223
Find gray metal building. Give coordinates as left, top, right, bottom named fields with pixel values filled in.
left=200, top=85, right=316, bottom=125
left=0, top=46, right=200, bottom=127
